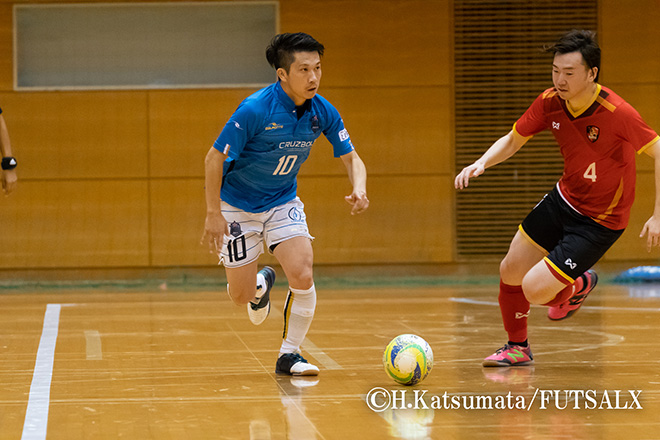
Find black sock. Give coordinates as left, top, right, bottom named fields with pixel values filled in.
left=508, top=340, right=528, bottom=347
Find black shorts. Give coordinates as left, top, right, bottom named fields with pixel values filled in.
left=519, top=186, right=624, bottom=284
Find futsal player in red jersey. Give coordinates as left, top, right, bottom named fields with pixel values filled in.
left=455, top=30, right=660, bottom=367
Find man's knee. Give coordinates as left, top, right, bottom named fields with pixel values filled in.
left=227, top=283, right=255, bottom=305
left=286, top=264, right=314, bottom=289
left=500, top=255, right=524, bottom=285
left=520, top=276, right=544, bottom=304
left=521, top=269, right=563, bottom=305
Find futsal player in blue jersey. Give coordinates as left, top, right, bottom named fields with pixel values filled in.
left=201, top=33, right=369, bottom=376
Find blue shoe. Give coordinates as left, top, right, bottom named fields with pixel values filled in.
left=247, top=266, right=275, bottom=325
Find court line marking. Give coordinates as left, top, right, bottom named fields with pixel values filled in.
left=21, top=304, right=61, bottom=440
left=301, top=338, right=343, bottom=370
left=450, top=297, right=660, bottom=312
left=226, top=322, right=327, bottom=440
left=448, top=297, right=627, bottom=361
left=270, top=304, right=343, bottom=371
left=84, top=330, right=103, bottom=360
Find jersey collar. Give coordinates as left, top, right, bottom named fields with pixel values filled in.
left=274, top=81, right=311, bottom=114
left=565, top=84, right=601, bottom=118
left=274, top=81, right=297, bottom=113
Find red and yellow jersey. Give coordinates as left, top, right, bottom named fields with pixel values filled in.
left=514, top=85, right=659, bottom=230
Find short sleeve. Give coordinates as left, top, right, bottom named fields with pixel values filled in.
left=514, top=92, right=548, bottom=137
left=319, top=98, right=355, bottom=157
left=212, top=101, right=261, bottom=159
left=616, top=102, right=660, bottom=155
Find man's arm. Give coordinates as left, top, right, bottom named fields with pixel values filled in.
left=0, top=114, right=17, bottom=195
left=201, top=147, right=228, bottom=253
left=640, top=140, right=660, bottom=252
left=454, top=129, right=530, bottom=190
left=340, top=150, right=369, bottom=215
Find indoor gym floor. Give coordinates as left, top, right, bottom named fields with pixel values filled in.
left=1, top=270, right=659, bottom=440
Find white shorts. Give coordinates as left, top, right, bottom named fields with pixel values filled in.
left=218, top=197, right=314, bottom=268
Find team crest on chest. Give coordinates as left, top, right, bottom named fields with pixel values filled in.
left=229, top=221, right=242, bottom=237
left=586, top=125, right=600, bottom=143
left=311, top=115, right=320, bottom=133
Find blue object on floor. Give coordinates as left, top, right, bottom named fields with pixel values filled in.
left=614, top=266, right=660, bottom=283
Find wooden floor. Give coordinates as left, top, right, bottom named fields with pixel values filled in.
left=1, top=278, right=660, bottom=439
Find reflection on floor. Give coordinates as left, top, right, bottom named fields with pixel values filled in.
left=1, top=279, right=659, bottom=439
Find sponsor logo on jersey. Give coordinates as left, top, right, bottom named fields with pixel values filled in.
left=311, top=115, right=320, bottom=133
left=233, top=121, right=243, bottom=130
left=515, top=311, right=530, bottom=319
left=265, top=122, right=284, bottom=131
left=552, top=121, right=561, bottom=130
left=278, top=140, right=314, bottom=149
left=586, top=125, right=600, bottom=142
left=338, top=128, right=350, bottom=142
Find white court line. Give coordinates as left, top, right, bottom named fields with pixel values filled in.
left=301, top=338, right=343, bottom=370
left=270, top=304, right=343, bottom=370
left=448, top=297, right=626, bottom=362
left=84, top=330, right=103, bottom=360
left=21, top=304, right=61, bottom=440
left=450, top=297, right=660, bottom=312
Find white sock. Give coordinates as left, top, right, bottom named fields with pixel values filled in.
left=279, top=284, right=316, bottom=357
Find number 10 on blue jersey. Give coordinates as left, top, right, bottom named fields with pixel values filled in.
left=273, top=155, right=298, bottom=175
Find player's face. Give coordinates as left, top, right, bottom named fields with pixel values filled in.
left=278, top=51, right=322, bottom=106
left=552, top=51, right=598, bottom=104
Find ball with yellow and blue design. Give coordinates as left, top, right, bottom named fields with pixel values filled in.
left=383, top=334, right=433, bottom=386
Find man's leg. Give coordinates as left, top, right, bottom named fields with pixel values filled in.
left=272, top=236, right=319, bottom=376
left=498, top=230, right=546, bottom=345
left=483, top=230, right=544, bottom=367
left=485, top=231, right=598, bottom=367
left=225, top=262, right=260, bottom=305
left=225, top=262, right=276, bottom=325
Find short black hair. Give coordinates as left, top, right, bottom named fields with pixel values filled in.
left=265, top=33, right=325, bottom=73
left=545, top=29, right=601, bottom=81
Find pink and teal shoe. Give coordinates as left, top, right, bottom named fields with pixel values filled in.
left=483, top=344, right=534, bottom=367
left=548, top=270, right=598, bottom=321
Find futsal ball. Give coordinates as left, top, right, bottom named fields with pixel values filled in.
left=383, top=334, right=433, bottom=386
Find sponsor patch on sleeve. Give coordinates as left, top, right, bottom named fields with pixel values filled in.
left=338, top=128, right=350, bottom=142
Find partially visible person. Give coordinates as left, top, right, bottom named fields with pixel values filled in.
left=0, top=107, right=17, bottom=195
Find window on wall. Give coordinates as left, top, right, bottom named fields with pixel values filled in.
left=14, top=2, right=278, bottom=90
left=454, top=0, right=598, bottom=260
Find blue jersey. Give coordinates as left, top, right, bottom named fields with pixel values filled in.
left=213, top=82, right=355, bottom=212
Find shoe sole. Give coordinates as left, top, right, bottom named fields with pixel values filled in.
left=483, top=359, right=534, bottom=367
left=247, top=301, right=270, bottom=325
left=276, top=368, right=320, bottom=376
left=548, top=308, right=576, bottom=321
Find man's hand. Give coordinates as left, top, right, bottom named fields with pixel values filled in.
left=201, top=211, right=228, bottom=254
left=454, top=162, right=485, bottom=190
left=2, top=170, right=17, bottom=195
left=640, top=215, right=660, bottom=252
left=345, top=191, right=369, bottom=215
